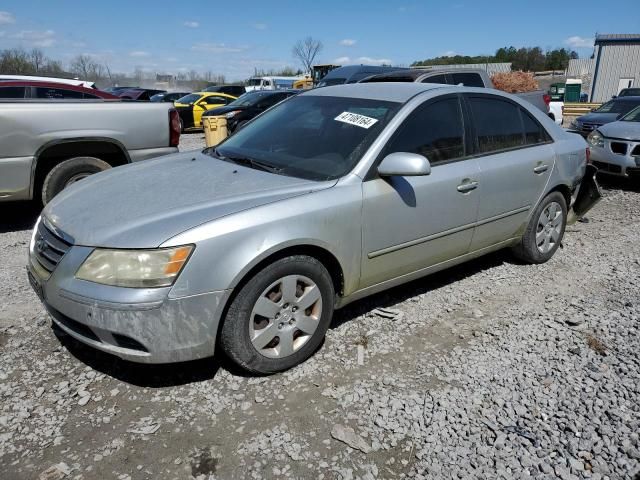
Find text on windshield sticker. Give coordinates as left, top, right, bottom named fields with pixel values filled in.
left=334, top=111, right=379, bottom=129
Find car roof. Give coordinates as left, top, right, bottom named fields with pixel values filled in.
left=195, top=92, right=238, bottom=98
left=0, top=80, right=118, bottom=98
left=613, top=95, right=640, bottom=101
left=303, top=82, right=449, bottom=103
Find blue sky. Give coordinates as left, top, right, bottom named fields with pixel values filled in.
left=1, top=1, right=638, bottom=80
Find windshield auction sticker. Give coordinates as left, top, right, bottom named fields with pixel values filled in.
left=334, top=111, right=379, bottom=129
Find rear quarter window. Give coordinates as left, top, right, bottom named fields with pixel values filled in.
left=451, top=72, right=485, bottom=87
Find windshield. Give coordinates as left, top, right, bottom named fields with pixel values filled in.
left=213, top=95, right=400, bottom=181
left=318, top=78, right=346, bottom=87
left=176, top=93, right=201, bottom=104
left=621, top=105, right=640, bottom=122
left=595, top=99, right=640, bottom=114
left=247, top=78, right=263, bottom=86
left=228, top=91, right=271, bottom=107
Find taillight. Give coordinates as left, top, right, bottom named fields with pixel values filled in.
left=169, top=109, right=180, bottom=147
left=585, top=147, right=591, bottom=164
left=543, top=94, right=551, bottom=105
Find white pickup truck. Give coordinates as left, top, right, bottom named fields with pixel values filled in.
left=0, top=99, right=180, bottom=204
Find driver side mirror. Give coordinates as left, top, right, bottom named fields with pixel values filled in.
left=378, top=152, right=431, bottom=177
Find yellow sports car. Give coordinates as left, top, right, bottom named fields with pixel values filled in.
left=174, top=92, right=237, bottom=131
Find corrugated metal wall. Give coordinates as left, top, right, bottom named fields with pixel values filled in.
left=591, top=43, right=640, bottom=102
left=567, top=58, right=595, bottom=77
left=421, top=63, right=512, bottom=75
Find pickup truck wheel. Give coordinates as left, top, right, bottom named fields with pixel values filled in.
left=220, top=255, right=334, bottom=374
left=512, top=192, right=567, bottom=264
left=42, top=156, right=111, bottom=205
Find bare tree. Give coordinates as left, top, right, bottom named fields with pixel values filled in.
left=30, top=49, right=45, bottom=73
left=70, top=55, right=105, bottom=81
left=292, top=37, right=323, bottom=74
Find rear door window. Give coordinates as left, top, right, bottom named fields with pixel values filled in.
left=384, top=97, right=465, bottom=165
left=0, top=86, right=26, bottom=98
left=467, top=96, right=524, bottom=154
left=521, top=109, right=551, bottom=145
left=451, top=72, right=485, bottom=87
left=421, top=74, right=448, bottom=84
left=35, top=87, right=84, bottom=99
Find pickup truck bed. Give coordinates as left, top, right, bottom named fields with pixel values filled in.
left=0, top=100, right=179, bottom=203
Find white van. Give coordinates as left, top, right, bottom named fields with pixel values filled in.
left=245, top=76, right=304, bottom=92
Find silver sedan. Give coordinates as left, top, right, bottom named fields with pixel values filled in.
left=28, top=83, right=595, bottom=374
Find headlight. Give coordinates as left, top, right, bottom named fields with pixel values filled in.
left=587, top=130, right=604, bottom=148
left=225, top=110, right=241, bottom=119
left=76, top=245, right=193, bottom=288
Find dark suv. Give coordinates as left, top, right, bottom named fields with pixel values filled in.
left=203, top=90, right=299, bottom=133
left=203, top=85, right=246, bottom=97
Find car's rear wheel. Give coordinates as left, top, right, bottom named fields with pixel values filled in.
left=512, top=191, right=567, bottom=263
left=42, top=156, right=111, bottom=205
left=219, top=255, right=334, bottom=374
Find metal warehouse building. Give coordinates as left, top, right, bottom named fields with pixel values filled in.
left=590, top=33, right=640, bottom=102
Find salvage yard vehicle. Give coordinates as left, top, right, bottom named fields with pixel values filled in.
left=587, top=105, right=640, bottom=177
left=570, top=96, right=640, bottom=137
left=317, top=65, right=407, bottom=87
left=202, top=89, right=300, bottom=134
left=362, top=68, right=551, bottom=117
left=28, top=83, right=599, bottom=374
left=615, top=87, right=640, bottom=98
left=203, top=85, right=246, bottom=97
left=173, top=92, right=237, bottom=131
left=115, top=88, right=167, bottom=101
left=0, top=74, right=96, bottom=89
left=0, top=80, right=119, bottom=100
left=150, top=91, right=190, bottom=103
left=245, top=76, right=305, bottom=92
left=0, top=99, right=180, bottom=204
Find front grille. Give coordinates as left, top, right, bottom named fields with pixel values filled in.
left=581, top=123, right=600, bottom=133
left=610, top=142, right=628, bottom=155
left=593, top=161, right=622, bottom=174
left=32, top=221, right=72, bottom=275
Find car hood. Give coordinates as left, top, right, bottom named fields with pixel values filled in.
left=576, top=112, right=620, bottom=125
left=598, top=121, right=640, bottom=141
left=205, top=105, right=248, bottom=116
left=43, top=151, right=335, bottom=248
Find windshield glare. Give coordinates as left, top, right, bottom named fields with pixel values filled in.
left=228, top=92, right=270, bottom=107
left=318, top=78, right=346, bottom=87
left=176, top=93, right=201, bottom=104
left=214, top=95, right=400, bottom=181
left=595, top=100, right=640, bottom=114
left=621, top=105, right=640, bottom=122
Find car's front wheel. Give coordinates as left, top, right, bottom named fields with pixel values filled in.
left=42, top=156, right=111, bottom=205
left=512, top=191, right=567, bottom=263
left=220, top=255, right=335, bottom=374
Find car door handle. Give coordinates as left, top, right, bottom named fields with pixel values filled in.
left=457, top=180, right=479, bottom=193
left=533, top=164, right=549, bottom=174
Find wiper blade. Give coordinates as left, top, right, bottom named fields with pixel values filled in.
left=222, top=153, right=283, bottom=174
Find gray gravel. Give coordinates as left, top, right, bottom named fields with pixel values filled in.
left=0, top=169, right=638, bottom=479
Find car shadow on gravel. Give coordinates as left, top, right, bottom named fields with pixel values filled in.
left=597, top=174, right=640, bottom=193
left=0, top=201, right=40, bottom=234
left=330, top=250, right=510, bottom=330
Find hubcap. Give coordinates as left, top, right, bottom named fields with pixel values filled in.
left=249, top=275, right=322, bottom=359
left=64, top=172, right=92, bottom=187
left=536, top=201, right=563, bottom=254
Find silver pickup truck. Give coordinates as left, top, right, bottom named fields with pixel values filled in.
left=0, top=100, right=180, bottom=204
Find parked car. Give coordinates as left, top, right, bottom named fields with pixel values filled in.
left=615, top=87, right=640, bottom=98
left=202, top=90, right=300, bottom=133
left=317, top=65, right=407, bottom=87
left=115, top=88, right=167, bottom=101
left=0, top=99, right=180, bottom=204
left=203, top=85, right=246, bottom=97
left=174, top=92, right=237, bottom=131
left=103, top=86, right=137, bottom=93
left=570, top=96, right=640, bottom=137
left=361, top=68, right=551, bottom=117
left=150, top=91, right=190, bottom=103
left=0, top=74, right=96, bottom=89
left=587, top=105, right=640, bottom=177
left=0, top=80, right=119, bottom=100
left=28, top=83, right=598, bottom=374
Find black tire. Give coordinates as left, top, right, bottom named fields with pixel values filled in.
left=42, top=156, right=111, bottom=205
left=220, top=255, right=335, bottom=374
left=512, top=191, right=567, bottom=264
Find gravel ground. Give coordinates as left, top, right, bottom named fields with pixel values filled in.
left=0, top=145, right=638, bottom=479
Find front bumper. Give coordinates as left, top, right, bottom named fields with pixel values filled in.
left=27, top=235, right=231, bottom=364
left=590, top=140, right=640, bottom=177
